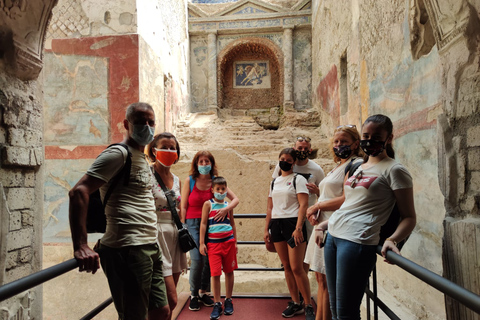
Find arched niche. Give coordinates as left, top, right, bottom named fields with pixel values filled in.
left=217, top=37, right=284, bottom=111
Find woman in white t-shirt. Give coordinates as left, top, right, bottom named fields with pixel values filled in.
left=264, top=148, right=315, bottom=319
left=304, top=125, right=362, bottom=320
left=317, top=114, right=417, bottom=320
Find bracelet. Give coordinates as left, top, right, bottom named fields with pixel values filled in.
left=315, top=228, right=324, bottom=232
left=386, top=238, right=397, bottom=246
left=295, top=227, right=302, bottom=232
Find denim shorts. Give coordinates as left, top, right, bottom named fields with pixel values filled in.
left=98, top=243, right=168, bottom=319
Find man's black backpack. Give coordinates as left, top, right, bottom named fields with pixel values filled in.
left=86, top=143, right=132, bottom=233
left=345, top=158, right=408, bottom=250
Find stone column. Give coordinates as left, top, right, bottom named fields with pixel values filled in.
left=283, top=26, right=294, bottom=111
left=207, top=31, right=218, bottom=113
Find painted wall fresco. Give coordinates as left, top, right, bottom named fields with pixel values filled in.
left=293, top=29, right=312, bottom=109
left=316, top=65, right=340, bottom=124
left=43, top=34, right=139, bottom=242
left=234, top=61, right=271, bottom=88
left=190, top=35, right=209, bottom=112
left=43, top=54, right=109, bottom=145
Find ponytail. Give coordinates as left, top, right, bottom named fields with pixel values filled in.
left=386, top=143, right=395, bottom=159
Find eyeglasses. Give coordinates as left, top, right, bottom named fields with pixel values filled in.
left=336, top=124, right=356, bottom=129
left=350, top=170, right=363, bottom=188
left=297, top=136, right=311, bottom=142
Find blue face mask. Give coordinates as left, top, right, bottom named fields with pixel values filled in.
left=131, top=124, right=154, bottom=146
left=214, top=192, right=227, bottom=200
left=198, top=164, right=211, bottom=175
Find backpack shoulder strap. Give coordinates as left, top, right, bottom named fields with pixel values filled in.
left=102, top=143, right=132, bottom=207
left=189, top=175, right=195, bottom=193
left=345, top=158, right=363, bottom=178
left=293, top=173, right=298, bottom=191
left=271, top=178, right=276, bottom=191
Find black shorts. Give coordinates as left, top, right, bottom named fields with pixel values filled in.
left=269, top=218, right=307, bottom=243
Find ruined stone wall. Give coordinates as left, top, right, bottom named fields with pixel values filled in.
left=0, top=72, right=45, bottom=320
left=312, top=0, right=447, bottom=318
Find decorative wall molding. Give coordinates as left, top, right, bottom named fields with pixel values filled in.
left=423, top=0, right=470, bottom=52
left=1, top=0, right=58, bottom=80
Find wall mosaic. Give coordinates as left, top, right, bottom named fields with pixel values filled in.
left=233, top=61, right=271, bottom=88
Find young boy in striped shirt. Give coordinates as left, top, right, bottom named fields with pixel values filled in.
left=200, top=176, right=238, bottom=320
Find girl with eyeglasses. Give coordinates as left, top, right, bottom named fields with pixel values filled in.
left=303, top=125, right=363, bottom=320
left=316, top=114, right=416, bottom=320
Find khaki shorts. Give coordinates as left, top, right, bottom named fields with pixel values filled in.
left=98, top=243, right=168, bottom=320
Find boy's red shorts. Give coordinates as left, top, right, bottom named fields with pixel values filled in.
left=207, top=239, right=238, bottom=277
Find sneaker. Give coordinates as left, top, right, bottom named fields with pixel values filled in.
left=224, top=298, right=234, bottom=315
left=210, top=302, right=223, bottom=320
left=305, top=304, right=315, bottom=320
left=282, top=301, right=304, bottom=318
left=200, top=293, right=215, bottom=307
left=189, top=296, right=200, bottom=311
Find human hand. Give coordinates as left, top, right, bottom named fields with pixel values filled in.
left=314, top=229, right=325, bottom=247
left=381, top=240, right=400, bottom=264
left=213, top=208, right=228, bottom=221
left=200, top=244, right=207, bottom=256
left=306, top=206, right=319, bottom=226
left=292, top=229, right=303, bottom=246
left=74, top=244, right=100, bottom=274
left=306, top=183, right=319, bottom=196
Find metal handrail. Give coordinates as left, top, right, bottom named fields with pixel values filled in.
left=1, top=212, right=479, bottom=318
left=0, top=259, right=78, bottom=301
left=378, top=246, right=480, bottom=315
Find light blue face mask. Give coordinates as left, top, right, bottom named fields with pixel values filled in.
left=214, top=192, right=227, bottom=200
left=198, top=164, right=211, bottom=175
left=131, top=124, right=154, bottom=146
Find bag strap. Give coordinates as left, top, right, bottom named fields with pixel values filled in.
left=154, top=171, right=183, bottom=230
left=189, top=175, right=195, bottom=193
left=102, top=143, right=132, bottom=208
left=345, top=158, right=363, bottom=178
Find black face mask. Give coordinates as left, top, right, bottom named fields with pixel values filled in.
left=333, top=144, right=353, bottom=159
left=359, top=139, right=386, bottom=157
left=295, top=150, right=311, bottom=161
left=279, top=161, right=293, bottom=172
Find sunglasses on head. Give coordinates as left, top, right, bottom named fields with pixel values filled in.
left=350, top=170, right=363, bottom=188
left=336, top=124, right=356, bottom=129
left=297, top=136, right=311, bottom=142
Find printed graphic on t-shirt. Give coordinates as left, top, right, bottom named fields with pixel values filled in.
left=345, top=175, right=378, bottom=189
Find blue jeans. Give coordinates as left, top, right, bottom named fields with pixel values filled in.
left=324, top=234, right=377, bottom=320
left=186, top=218, right=211, bottom=296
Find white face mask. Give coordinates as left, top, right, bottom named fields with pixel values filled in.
left=130, top=123, right=154, bottom=146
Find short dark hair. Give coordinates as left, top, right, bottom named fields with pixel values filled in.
left=212, top=176, right=227, bottom=188
left=279, top=147, right=297, bottom=161
left=146, top=132, right=180, bottom=163
left=126, top=102, right=154, bottom=122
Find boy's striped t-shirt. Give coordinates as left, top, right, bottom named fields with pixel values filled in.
left=207, top=199, right=234, bottom=243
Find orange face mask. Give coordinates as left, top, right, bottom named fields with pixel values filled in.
left=155, top=149, right=178, bottom=167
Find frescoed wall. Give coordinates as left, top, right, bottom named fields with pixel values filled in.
left=43, top=34, right=140, bottom=242
left=311, top=0, right=448, bottom=318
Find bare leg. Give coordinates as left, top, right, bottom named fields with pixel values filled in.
left=164, top=275, right=177, bottom=320
left=274, top=241, right=300, bottom=303
left=225, top=271, right=234, bottom=299
left=288, top=242, right=311, bottom=304
left=316, top=272, right=331, bottom=320
left=211, top=275, right=222, bottom=303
